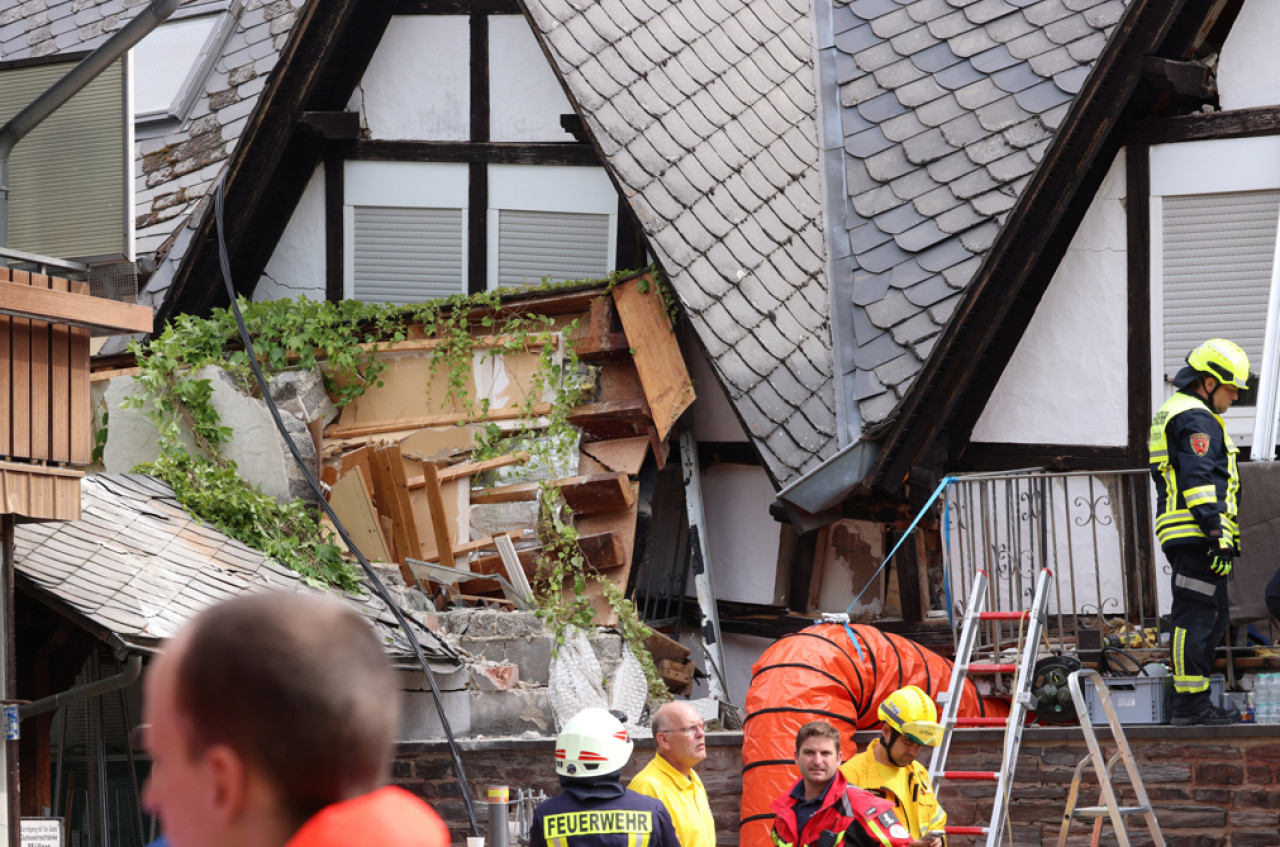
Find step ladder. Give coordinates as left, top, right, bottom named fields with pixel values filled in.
left=928, top=567, right=1053, bottom=845
left=1055, top=670, right=1165, bottom=847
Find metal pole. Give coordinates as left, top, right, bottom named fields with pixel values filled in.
left=678, top=429, right=730, bottom=702
left=1, top=514, right=13, bottom=847
left=487, top=786, right=509, bottom=847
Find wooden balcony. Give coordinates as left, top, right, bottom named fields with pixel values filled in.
left=0, top=268, right=151, bottom=521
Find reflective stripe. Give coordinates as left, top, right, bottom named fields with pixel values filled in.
left=771, top=833, right=792, bottom=847
left=863, top=820, right=894, bottom=847
left=1175, top=573, right=1219, bottom=597
left=1184, top=484, right=1217, bottom=507
left=1174, top=673, right=1210, bottom=693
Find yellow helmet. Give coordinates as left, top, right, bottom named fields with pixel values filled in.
left=877, top=686, right=943, bottom=747
left=1186, top=339, right=1251, bottom=390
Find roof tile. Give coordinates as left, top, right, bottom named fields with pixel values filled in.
left=913, top=184, right=965, bottom=218
left=906, top=0, right=957, bottom=25
left=874, top=56, right=928, bottom=89
left=977, top=94, right=1031, bottom=131
left=902, top=127, right=951, bottom=164
left=1027, top=44, right=1077, bottom=77
left=890, top=24, right=940, bottom=56
left=889, top=167, right=942, bottom=202
left=854, top=40, right=901, bottom=72
left=965, top=0, right=1021, bottom=25
left=836, top=20, right=881, bottom=53
left=917, top=91, right=966, bottom=125
left=896, top=218, right=949, bottom=252
left=970, top=43, right=1019, bottom=73
left=958, top=220, right=1001, bottom=252
left=948, top=25, right=999, bottom=59
left=936, top=201, right=987, bottom=233
left=1084, top=0, right=1124, bottom=28
left=850, top=221, right=895, bottom=254
left=911, top=41, right=963, bottom=74
left=890, top=310, right=940, bottom=346
left=841, top=72, right=887, bottom=106
left=1053, top=64, right=1090, bottom=94
left=943, top=255, right=983, bottom=288
left=869, top=7, right=917, bottom=38
left=971, top=187, right=1018, bottom=216
left=954, top=77, right=1005, bottom=109
left=1013, top=76, right=1072, bottom=111
left=926, top=9, right=973, bottom=40
left=1045, top=12, right=1094, bottom=44
left=849, top=0, right=901, bottom=20
left=940, top=112, right=986, bottom=148
left=935, top=59, right=985, bottom=89
left=880, top=109, right=928, bottom=143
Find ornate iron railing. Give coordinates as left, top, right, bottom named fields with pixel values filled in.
left=941, top=468, right=1159, bottom=653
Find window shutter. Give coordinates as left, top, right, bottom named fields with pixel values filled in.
left=496, top=209, right=610, bottom=287
left=352, top=205, right=464, bottom=305
left=1162, top=191, right=1280, bottom=383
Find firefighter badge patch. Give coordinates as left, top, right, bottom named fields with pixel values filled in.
left=1190, top=433, right=1210, bottom=456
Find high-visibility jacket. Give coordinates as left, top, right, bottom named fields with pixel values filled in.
left=1148, top=391, right=1240, bottom=552
left=285, top=786, right=449, bottom=847
left=530, top=787, right=679, bottom=847
left=769, top=771, right=914, bottom=847
left=839, top=740, right=946, bottom=843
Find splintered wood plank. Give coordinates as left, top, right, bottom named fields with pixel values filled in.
left=567, top=399, right=651, bottom=440
left=28, top=274, right=49, bottom=460
left=421, top=462, right=454, bottom=570
left=325, top=403, right=553, bottom=438
left=369, top=445, right=420, bottom=582
left=645, top=629, right=692, bottom=664
left=558, top=473, right=635, bottom=515
left=337, top=445, right=376, bottom=498
left=48, top=276, right=71, bottom=464
left=575, top=497, right=640, bottom=627
left=10, top=270, right=31, bottom=458
left=470, top=482, right=539, bottom=504
left=68, top=279, right=91, bottom=464
left=413, top=532, right=532, bottom=564
left=611, top=273, right=695, bottom=440
left=327, top=470, right=392, bottom=563
left=580, top=436, right=649, bottom=476
left=494, top=533, right=532, bottom=601
left=0, top=278, right=152, bottom=333
left=405, top=452, right=531, bottom=488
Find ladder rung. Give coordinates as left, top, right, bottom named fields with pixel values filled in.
left=944, top=826, right=989, bottom=836
left=978, top=611, right=1028, bottom=620
left=1071, top=806, right=1150, bottom=818
left=955, top=717, right=1009, bottom=727
left=943, top=771, right=998, bottom=781
left=968, top=663, right=1016, bottom=673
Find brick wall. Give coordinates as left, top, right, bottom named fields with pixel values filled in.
left=396, top=726, right=1280, bottom=846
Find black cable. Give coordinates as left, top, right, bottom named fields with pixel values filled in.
left=211, top=180, right=481, bottom=834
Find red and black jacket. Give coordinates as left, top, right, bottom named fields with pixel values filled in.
left=769, top=771, right=914, bottom=847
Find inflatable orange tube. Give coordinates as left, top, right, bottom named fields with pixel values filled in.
left=739, top=623, right=1008, bottom=847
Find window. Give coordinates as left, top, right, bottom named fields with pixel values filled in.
left=344, top=161, right=468, bottom=304
left=487, top=165, right=616, bottom=289
left=1150, top=136, right=1280, bottom=445
left=132, top=0, right=243, bottom=126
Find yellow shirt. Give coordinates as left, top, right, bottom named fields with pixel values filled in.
left=628, top=755, right=715, bottom=847
left=839, top=739, right=947, bottom=841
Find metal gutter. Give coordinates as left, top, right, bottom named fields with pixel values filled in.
left=0, top=0, right=181, bottom=246
left=18, top=654, right=142, bottom=721
left=773, top=435, right=881, bottom=520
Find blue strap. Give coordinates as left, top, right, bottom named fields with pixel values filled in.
left=839, top=476, right=957, bottom=659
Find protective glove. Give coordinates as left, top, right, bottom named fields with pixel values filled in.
left=1210, top=539, right=1234, bottom=577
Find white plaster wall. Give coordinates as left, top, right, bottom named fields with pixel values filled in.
left=489, top=16, right=574, bottom=142
left=1219, top=0, right=1280, bottom=111
left=678, top=630, right=775, bottom=706
left=352, top=16, right=470, bottom=141
left=971, top=150, right=1128, bottom=445
left=254, top=166, right=326, bottom=302
left=687, top=333, right=749, bottom=442
left=701, top=464, right=783, bottom=605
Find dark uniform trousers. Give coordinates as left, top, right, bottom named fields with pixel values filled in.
left=1168, top=545, right=1229, bottom=704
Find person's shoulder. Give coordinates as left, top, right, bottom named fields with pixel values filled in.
left=622, top=787, right=670, bottom=811
left=628, top=757, right=663, bottom=790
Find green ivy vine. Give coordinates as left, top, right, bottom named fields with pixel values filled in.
left=122, top=275, right=672, bottom=703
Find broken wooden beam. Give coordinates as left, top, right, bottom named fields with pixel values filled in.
left=611, top=273, right=695, bottom=440
left=470, top=472, right=634, bottom=515
left=405, top=451, right=530, bottom=489
left=471, top=482, right=540, bottom=504
left=422, top=462, right=455, bottom=568
left=325, top=404, right=553, bottom=438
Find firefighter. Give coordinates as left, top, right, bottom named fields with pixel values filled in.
left=1149, top=338, right=1248, bottom=725
left=770, top=721, right=913, bottom=847
left=530, top=708, right=679, bottom=847
left=840, top=687, right=946, bottom=847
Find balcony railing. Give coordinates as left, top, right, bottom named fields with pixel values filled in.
left=941, top=468, right=1158, bottom=653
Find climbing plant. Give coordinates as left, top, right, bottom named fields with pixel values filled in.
left=121, top=273, right=671, bottom=702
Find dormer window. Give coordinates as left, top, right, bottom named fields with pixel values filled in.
left=132, top=0, right=244, bottom=127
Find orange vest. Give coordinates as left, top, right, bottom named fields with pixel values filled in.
left=286, top=786, right=449, bottom=847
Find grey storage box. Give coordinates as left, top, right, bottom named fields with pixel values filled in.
left=1083, top=674, right=1224, bottom=724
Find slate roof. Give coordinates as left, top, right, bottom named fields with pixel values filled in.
left=0, top=0, right=297, bottom=301
left=817, top=0, right=1127, bottom=426
left=14, top=473, right=460, bottom=665
left=521, top=0, right=839, bottom=486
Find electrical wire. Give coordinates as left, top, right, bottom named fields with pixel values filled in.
left=210, top=179, right=481, bottom=834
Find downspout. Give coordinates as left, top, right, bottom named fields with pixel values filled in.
left=18, top=654, right=142, bottom=720
left=0, top=0, right=181, bottom=246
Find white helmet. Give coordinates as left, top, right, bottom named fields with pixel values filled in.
left=555, top=708, right=633, bottom=778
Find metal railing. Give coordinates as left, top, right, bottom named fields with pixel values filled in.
left=941, top=468, right=1159, bottom=653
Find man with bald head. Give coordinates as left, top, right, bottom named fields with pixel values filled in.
left=628, top=702, right=715, bottom=847
left=141, top=591, right=449, bottom=847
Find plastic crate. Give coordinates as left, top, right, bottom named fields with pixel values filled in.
left=1083, top=675, right=1224, bottom=724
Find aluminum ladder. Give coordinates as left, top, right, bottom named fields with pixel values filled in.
left=1055, top=670, right=1165, bottom=847
left=928, top=567, right=1053, bottom=845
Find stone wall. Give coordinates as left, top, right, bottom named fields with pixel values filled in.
left=395, top=725, right=1280, bottom=846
